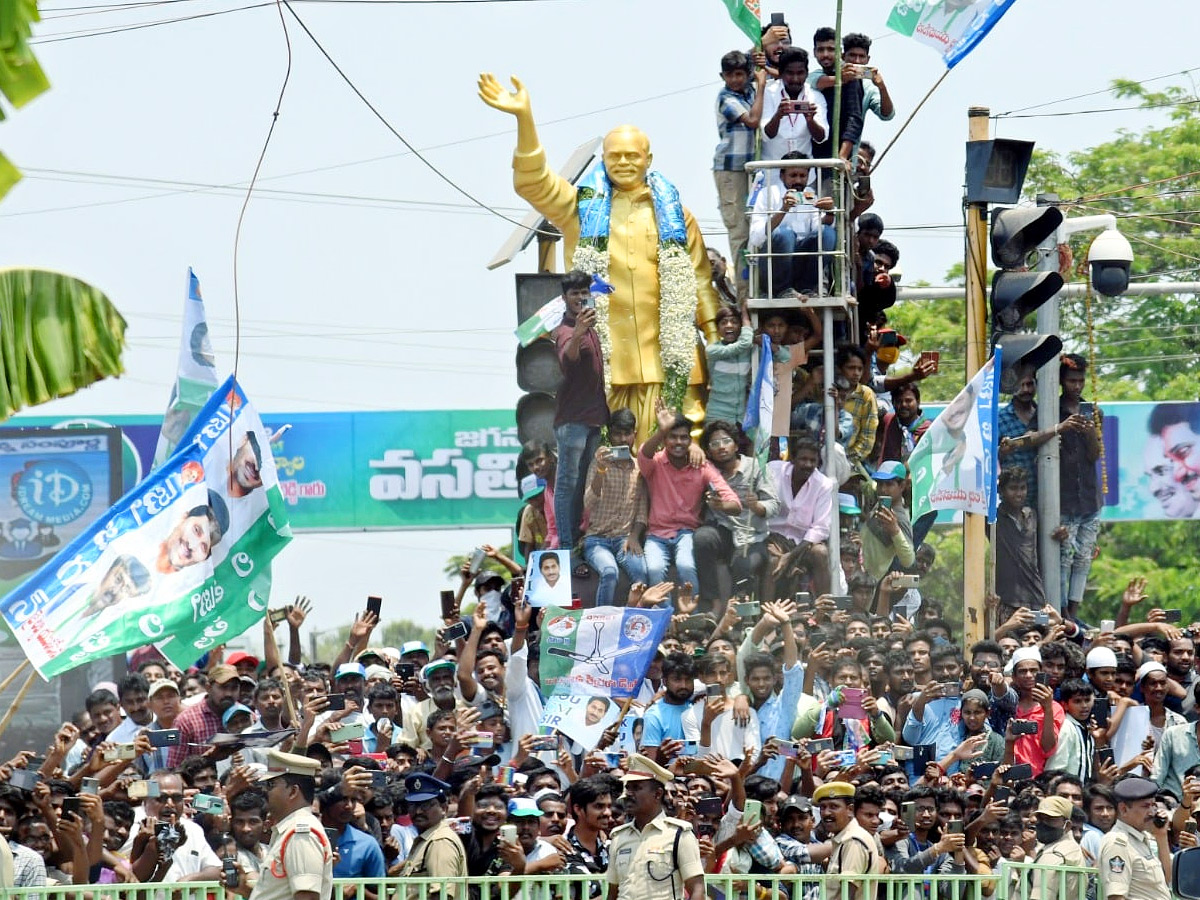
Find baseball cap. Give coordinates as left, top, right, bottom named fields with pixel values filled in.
left=208, top=664, right=239, bottom=685
left=838, top=492, right=862, bottom=515
left=507, top=798, right=543, bottom=818
left=334, top=663, right=367, bottom=681
left=226, top=651, right=259, bottom=669
left=520, top=474, right=546, bottom=500
left=873, top=461, right=908, bottom=481
left=222, top=703, right=254, bottom=726
left=148, top=679, right=180, bottom=698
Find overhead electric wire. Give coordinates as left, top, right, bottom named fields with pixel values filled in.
left=994, top=65, right=1200, bottom=117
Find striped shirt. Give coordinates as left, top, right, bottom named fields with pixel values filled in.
left=713, top=85, right=757, bottom=172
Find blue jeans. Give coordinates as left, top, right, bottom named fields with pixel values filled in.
left=644, top=531, right=698, bottom=591
left=1059, top=512, right=1100, bottom=607
left=583, top=535, right=648, bottom=606
left=554, top=423, right=601, bottom=551
left=759, top=222, right=838, bottom=296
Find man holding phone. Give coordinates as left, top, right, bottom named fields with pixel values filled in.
left=1057, top=353, right=1103, bottom=616
left=551, top=269, right=609, bottom=557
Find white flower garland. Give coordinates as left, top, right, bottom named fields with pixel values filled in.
left=571, top=242, right=697, bottom=409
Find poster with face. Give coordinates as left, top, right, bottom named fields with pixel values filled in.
left=539, top=693, right=621, bottom=747
left=525, top=549, right=571, bottom=608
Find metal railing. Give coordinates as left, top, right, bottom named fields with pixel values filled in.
left=743, top=158, right=855, bottom=309
left=0, top=864, right=1095, bottom=900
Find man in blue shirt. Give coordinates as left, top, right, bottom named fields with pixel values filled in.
left=901, top=646, right=967, bottom=772
left=319, top=780, right=386, bottom=887
left=738, top=600, right=804, bottom=779
left=639, top=652, right=696, bottom=763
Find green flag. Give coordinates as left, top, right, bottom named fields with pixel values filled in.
left=720, top=0, right=761, bottom=45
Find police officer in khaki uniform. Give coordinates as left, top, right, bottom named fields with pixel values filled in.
left=231, top=749, right=333, bottom=900
left=817, top=781, right=884, bottom=900
left=1097, top=777, right=1171, bottom=900
left=1029, top=796, right=1086, bottom=900
left=606, top=754, right=704, bottom=900
left=397, top=774, right=468, bottom=900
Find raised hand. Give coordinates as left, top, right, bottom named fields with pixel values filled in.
left=477, top=73, right=531, bottom=116
left=287, top=596, right=313, bottom=629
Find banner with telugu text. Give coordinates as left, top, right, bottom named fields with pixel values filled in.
left=539, top=605, right=670, bottom=700
left=720, top=0, right=761, bottom=45
left=0, top=377, right=292, bottom=678
left=885, top=0, right=1019, bottom=68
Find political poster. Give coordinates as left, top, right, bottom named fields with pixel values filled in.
left=539, top=605, right=670, bottom=700
left=910, top=354, right=1000, bottom=524
left=539, top=693, right=622, bottom=747
left=0, top=428, right=122, bottom=601
left=525, top=549, right=571, bottom=608
left=0, top=377, right=292, bottom=678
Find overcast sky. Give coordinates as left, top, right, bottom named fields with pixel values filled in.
left=0, top=0, right=1191, bottom=648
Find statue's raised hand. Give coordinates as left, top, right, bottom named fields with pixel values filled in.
left=478, top=73, right=530, bottom=116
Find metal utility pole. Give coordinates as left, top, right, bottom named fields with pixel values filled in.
left=962, top=106, right=990, bottom=647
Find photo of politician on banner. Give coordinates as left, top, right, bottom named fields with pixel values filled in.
left=0, top=377, right=292, bottom=679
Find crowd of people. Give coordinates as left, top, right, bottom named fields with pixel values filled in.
left=0, top=11, right=1174, bottom=900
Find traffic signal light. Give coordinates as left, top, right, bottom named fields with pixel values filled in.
left=514, top=273, right=565, bottom=445
left=989, top=205, right=1065, bottom=393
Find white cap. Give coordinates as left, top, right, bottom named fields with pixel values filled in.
left=1136, top=660, right=1167, bottom=683
left=1085, top=647, right=1118, bottom=670
left=1010, top=647, right=1042, bottom=669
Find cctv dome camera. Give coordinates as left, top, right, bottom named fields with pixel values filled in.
left=1087, top=229, right=1133, bottom=296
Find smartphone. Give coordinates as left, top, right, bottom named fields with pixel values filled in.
left=330, top=722, right=365, bottom=742
left=742, top=799, right=763, bottom=828
left=103, top=744, right=138, bottom=762
left=443, top=621, right=469, bottom=643
left=128, top=780, right=160, bottom=800
left=1093, top=696, right=1111, bottom=728
left=81, top=777, right=99, bottom=796
left=269, top=607, right=289, bottom=626
left=878, top=496, right=892, bottom=509
left=223, top=858, right=239, bottom=889
left=440, top=590, right=457, bottom=619
left=833, top=595, right=855, bottom=611
left=696, top=796, right=724, bottom=817
left=1078, top=402, right=1094, bottom=419
left=396, top=662, right=415, bottom=680
left=530, top=734, right=558, bottom=752
left=148, top=729, right=181, bottom=748
left=366, top=595, right=383, bottom=619
left=682, top=758, right=710, bottom=775
left=449, top=817, right=473, bottom=835
left=902, top=801, right=916, bottom=830
left=1187, top=821, right=1198, bottom=835
left=1100, top=619, right=1115, bottom=634
left=891, top=745, right=914, bottom=761
left=705, top=683, right=724, bottom=699
left=193, top=793, right=224, bottom=813
left=1164, top=609, right=1184, bottom=623
left=993, top=785, right=1012, bottom=802
left=919, top=350, right=940, bottom=373
left=971, top=762, right=998, bottom=779
left=893, top=574, right=920, bottom=589
left=499, top=824, right=518, bottom=845
left=808, top=738, right=834, bottom=755
left=1097, top=747, right=1115, bottom=767
left=769, top=11, right=785, bottom=26
left=1010, top=720, right=1039, bottom=736
left=947, top=819, right=964, bottom=835
left=1033, top=612, right=1050, bottom=626
left=61, top=797, right=83, bottom=819
left=939, top=683, right=962, bottom=699
left=463, top=731, right=495, bottom=748
left=324, top=827, right=339, bottom=845
left=468, top=548, right=487, bottom=575
left=1035, top=673, right=1051, bottom=686
left=681, top=742, right=700, bottom=757
left=326, top=693, right=347, bottom=711
left=794, top=592, right=811, bottom=605
left=682, top=615, right=713, bottom=633
left=1005, top=763, right=1033, bottom=781
left=609, top=445, right=632, bottom=461
left=602, top=752, right=623, bottom=769
left=734, top=601, right=760, bottom=618
left=371, top=771, right=389, bottom=790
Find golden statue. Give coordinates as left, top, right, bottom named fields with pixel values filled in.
left=479, top=74, right=722, bottom=444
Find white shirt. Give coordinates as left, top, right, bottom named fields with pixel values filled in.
left=761, top=80, right=829, bottom=163
left=682, top=696, right=761, bottom=761
left=749, top=183, right=821, bottom=250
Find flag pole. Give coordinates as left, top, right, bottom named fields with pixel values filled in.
left=0, top=671, right=39, bottom=741
left=0, top=660, right=30, bottom=695
left=867, top=69, right=951, bottom=174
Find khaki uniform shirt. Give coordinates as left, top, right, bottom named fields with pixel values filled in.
left=1097, top=819, right=1169, bottom=900
left=606, top=811, right=703, bottom=900
left=828, top=818, right=885, bottom=877
left=398, top=818, right=468, bottom=900
left=1029, top=833, right=1086, bottom=900
left=250, top=807, right=333, bottom=900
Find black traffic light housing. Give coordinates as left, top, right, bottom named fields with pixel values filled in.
left=990, top=205, right=1063, bottom=269
left=990, top=270, right=1064, bottom=331
left=995, top=334, right=1064, bottom=394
